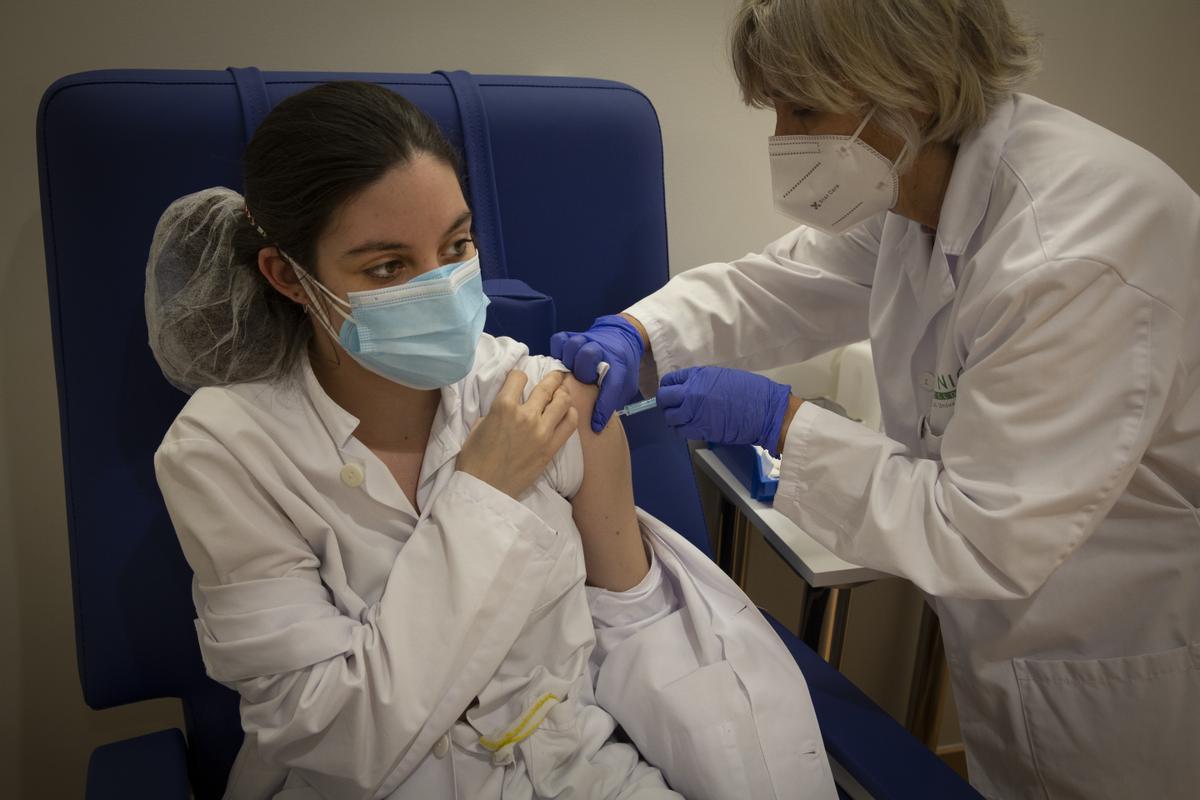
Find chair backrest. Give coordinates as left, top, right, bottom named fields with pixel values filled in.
left=37, top=67, right=710, bottom=796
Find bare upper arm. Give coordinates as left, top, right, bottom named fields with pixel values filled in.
left=561, top=375, right=629, bottom=483
left=561, top=375, right=647, bottom=589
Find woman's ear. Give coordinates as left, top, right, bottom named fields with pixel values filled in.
left=257, top=247, right=308, bottom=306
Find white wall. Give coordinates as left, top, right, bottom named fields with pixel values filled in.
left=1010, top=0, right=1199, bottom=189
left=1, top=1, right=1196, bottom=796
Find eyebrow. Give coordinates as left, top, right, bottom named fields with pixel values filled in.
left=341, top=210, right=473, bottom=257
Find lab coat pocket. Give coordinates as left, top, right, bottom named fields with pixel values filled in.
left=1014, top=642, right=1200, bottom=799
left=519, top=698, right=584, bottom=795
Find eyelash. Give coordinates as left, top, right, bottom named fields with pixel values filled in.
left=365, top=260, right=409, bottom=280
left=362, top=237, right=475, bottom=280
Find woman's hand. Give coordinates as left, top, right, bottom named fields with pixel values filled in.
left=457, top=370, right=578, bottom=499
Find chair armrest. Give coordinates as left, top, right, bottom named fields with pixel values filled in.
left=765, top=614, right=980, bottom=800
left=86, top=728, right=190, bottom=800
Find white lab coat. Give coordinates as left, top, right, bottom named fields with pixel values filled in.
left=155, top=333, right=836, bottom=800
left=626, top=94, right=1200, bottom=799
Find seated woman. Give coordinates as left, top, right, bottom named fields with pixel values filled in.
left=147, top=81, right=834, bottom=800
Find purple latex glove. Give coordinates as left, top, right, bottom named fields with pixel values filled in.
left=658, top=366, right=792, bottom=453
left=550, top=315, right=645, bottom=432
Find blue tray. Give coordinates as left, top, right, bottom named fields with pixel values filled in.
left=707, top=443, right=779, bottom=501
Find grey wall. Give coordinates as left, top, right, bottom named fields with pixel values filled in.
left=2, top=1, right=1196, bottom=796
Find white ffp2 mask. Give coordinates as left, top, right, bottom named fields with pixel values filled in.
left=768, top=108, right=904, bottom=235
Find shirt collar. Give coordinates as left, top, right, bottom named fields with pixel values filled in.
left=418, top=382, right=465, bottom=489
left=935, top=94, right=1016, bottom=257
left=300, top=353, right=466, bottom=479
left=300, top=356, right=360, bottom=451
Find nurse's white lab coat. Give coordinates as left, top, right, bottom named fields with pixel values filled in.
left=626, top=94, right=1200, bottom=799
left=155, top=333, right=836, bottom=799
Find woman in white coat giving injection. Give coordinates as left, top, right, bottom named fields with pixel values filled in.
left=552, top=1, right=1200, bottom=798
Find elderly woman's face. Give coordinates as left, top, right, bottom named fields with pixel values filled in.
left=773, top=99, right=902, bottom=163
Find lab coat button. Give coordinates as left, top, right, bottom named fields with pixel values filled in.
left=340, top=463, right=365, bottom=488
left=919, top=372, right=936, bottom=391
left=433, top=733, right=450, bottom=759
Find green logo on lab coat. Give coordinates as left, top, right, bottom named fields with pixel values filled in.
left=933, top=371, right=959, bottom=403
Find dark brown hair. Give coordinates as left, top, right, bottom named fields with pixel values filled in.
left=228, top=81, right=463, bottom=373
left=235, top=81, right=462, bottom=267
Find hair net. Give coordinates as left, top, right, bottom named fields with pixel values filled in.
left=145, top=187, right=308, bottom=394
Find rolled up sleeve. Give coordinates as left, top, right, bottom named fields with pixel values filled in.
left=587, top=549, right=677, bottom=634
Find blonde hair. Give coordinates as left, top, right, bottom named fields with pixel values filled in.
left=732, top=0, right=1040, bottom=169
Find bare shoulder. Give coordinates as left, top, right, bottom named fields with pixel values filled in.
left=561, top=374, right=632, bottom=471
left=561, top=375, right=608, bottom=437
left=562, top=374, right=599, bottom=408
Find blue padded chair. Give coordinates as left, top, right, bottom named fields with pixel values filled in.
left=38, top=68, right=977, bottom=799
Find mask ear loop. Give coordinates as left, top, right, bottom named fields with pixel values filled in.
left=283, top=256, right=350, bottom=326
left=849, top=106, right=877, bottom=143
left=244, top=205, right=353, bottom=361
left=852, top=106, right=909, bottom=199
left=282, top=253, right=355, bottom=365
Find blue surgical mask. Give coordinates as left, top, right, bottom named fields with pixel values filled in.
left=290, top=254, right=490, bottom=389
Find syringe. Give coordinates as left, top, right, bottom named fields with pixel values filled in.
left=615, top=397, right=658, bottom=417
